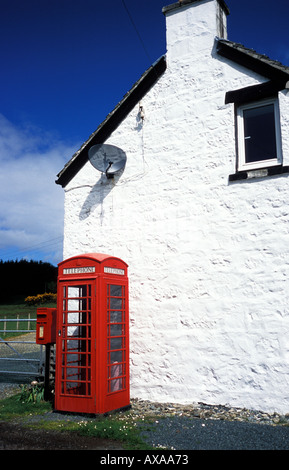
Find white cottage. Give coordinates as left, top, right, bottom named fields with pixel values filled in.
left=56, top=0, right=289, bottom=414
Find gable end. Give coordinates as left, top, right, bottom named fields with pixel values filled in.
left=217, top=39, right=289, bottom=87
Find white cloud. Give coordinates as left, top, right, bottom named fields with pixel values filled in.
left=0, top=114, right=78, bottom=265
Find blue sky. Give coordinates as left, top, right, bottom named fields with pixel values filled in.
left=1, top=0, right=289, bottom=266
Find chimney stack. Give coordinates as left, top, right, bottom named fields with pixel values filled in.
left=163, top=0, right=230, bottom=40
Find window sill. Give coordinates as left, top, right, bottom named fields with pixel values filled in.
left=229, top=165, right=289, bottom=182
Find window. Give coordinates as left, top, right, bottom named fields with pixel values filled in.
left=237, top=98, right=282, bottom=171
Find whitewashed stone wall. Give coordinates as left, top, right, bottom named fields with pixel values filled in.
left=62, top=0, right=289, bottom=413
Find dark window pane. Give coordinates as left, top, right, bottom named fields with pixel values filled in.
left=110, top=351, right=123, bottom=363
left=109, top=324, right=124, bottom=337
left=109, top=311, right=122, bottom=323
left=243, top=104, right=277, bottom=163
left=110, top=297, right=123, bottom=309
left=110, top=285, right=122, bottom=297
left=109, top=337, right=123, bottom=350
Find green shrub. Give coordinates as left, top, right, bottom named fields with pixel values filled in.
left=17, top=382, right=45, bottom=403
left=24, top=292, right=57, bottom=306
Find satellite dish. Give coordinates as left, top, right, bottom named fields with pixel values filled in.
left=88, top=144, right=127, bottom=178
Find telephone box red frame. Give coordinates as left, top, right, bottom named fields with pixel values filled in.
left=54, top=253, right=129, bottom=415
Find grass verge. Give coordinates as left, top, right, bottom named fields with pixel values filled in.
left=0, top=392, right=52, bottom=421
left=0, top=392, right=154, bottom=450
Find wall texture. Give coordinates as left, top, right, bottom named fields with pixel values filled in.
left=62, top=0, right=289, bottom=413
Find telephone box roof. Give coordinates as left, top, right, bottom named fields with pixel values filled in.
left=58, top=253, right=128, bottom=267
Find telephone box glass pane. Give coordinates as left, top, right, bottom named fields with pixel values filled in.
left=109, top=338, right=123, bottom=350
left=109, top=324, right=124, bottom=336
left=109, top=285, right=122, bottom=297
left=109, top=311, right=122, bottom=323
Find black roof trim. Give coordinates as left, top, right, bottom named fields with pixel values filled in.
left=56, top=55, right=167, bottom=187
left=217, top=39, right=289, bottom=85
left=225, top=80, right=281, bottom=105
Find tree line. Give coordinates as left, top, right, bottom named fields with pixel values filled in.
left=0, top=259, right=57, bottom=302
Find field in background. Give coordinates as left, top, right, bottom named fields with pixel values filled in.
left=0, top=298, right=56, bottom=339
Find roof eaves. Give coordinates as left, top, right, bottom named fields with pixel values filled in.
left=56, top=54, right=167, bottom=188
left=217, top=39, right=289, bottom=85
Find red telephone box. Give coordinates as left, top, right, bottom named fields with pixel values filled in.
left=54, top=253, right=129, bottom=415
left=36, top=308, right=56, bottom=345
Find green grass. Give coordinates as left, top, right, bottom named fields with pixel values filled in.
left=0, top=392, right=52, bottom=421
left=0, top=300, right=56, bottom=317
left=35, top=413, right=154, bottom=450
left=0, top=392, right=154, bottom=450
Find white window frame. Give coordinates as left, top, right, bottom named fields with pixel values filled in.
left=237, top=97, right=282, bottom=172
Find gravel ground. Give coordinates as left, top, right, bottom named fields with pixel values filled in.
left=0, top=382, right=21, bottom=399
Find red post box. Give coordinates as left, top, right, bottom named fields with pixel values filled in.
left=54, top=253, right=129, bottom=415
left=36, top=308, right=56, bottom=344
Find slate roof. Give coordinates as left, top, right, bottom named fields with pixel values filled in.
left=56, top=37, right=289, bottom=188
left=217, top=39, right=289, bottom=87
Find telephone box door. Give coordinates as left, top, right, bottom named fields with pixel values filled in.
left=102, top=279, right=129, bottom=413
left=55, top=280, right=96, bottom=414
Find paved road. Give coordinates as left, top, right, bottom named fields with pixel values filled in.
left=139, top=415, right=289, bottom=450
